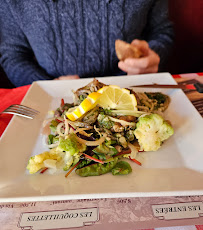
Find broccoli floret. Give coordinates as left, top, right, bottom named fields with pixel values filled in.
left=27, top=144, right=83, bottom=174
left=134, top=114, right=174, bottom=151
left=58, top=133, right=86, bottom=155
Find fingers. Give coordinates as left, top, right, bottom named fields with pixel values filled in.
left=127, top=65, right=159, bottom=75
left=118, top=49, right=160, bottom=75
left=54, top=75, right=80, bottom=80
left=119, top=62, right=158, bottom=75
left=125, top=49, right=160, bottom=68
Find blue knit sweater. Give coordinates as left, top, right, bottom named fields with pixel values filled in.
left=0, top=0, right=173, bottom=87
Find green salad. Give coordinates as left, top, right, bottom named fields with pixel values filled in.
left=27, top=79, right=174, bottom=177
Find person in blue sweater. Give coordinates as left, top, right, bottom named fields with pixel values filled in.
left=0, top=0, right=173, bottom=87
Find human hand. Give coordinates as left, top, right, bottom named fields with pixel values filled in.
left=118, top=40, right=160, bottom=75
left=54, top=75, right=80, bottom=80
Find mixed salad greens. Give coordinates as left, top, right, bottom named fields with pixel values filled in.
left=27, top=79, right=174, bottom=177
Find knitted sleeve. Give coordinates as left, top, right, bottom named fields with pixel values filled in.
left=0, top=2, right=52, bottom=87
left=142, top=0, right=174, bottom=71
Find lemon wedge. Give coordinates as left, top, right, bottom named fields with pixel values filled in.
left=98, top=85, right=137, bottom=111
left=66, top=92, right=102, bottom=121
left=66, top=85, right=137, bottom=121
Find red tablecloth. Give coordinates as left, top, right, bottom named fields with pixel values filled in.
left=0, top=85, right=30, bottom=137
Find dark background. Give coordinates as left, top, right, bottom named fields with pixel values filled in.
left=0, top=0, right=202, bottom=88
left=167, top=0, right=203, bottom=74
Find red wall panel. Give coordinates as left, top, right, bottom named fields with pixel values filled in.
left=168, top=0, right=203, bottom=73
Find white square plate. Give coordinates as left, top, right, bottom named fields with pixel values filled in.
left=0, top=73, right=203, bottom=202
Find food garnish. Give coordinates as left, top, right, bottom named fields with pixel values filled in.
left=98, top=85, right=137, bottom=111
left=66, top=91, right=102, bottom=121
